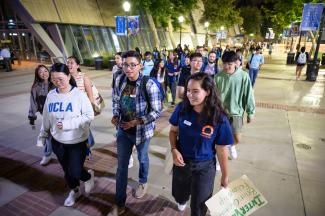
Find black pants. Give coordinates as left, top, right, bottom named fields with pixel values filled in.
left=172, top=159, right=216, bottom=216
left=52, top=138, right=91, bottom=189
left=3, top=58, right=12, bottom=71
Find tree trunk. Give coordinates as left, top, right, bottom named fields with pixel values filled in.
left=167, top=20, right=176, bottom=49
left=145, top=9, right=160, bottom=50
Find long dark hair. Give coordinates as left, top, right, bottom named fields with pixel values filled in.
left=182, top=73, right=226, bottom=126
left=168, top=51, right=178, bottom=65
left=67, top=56, right=81, bottom=72
left=150, top=59, right=165, bottom=78
left=50, top=63, right=77, bottom=87
left=31, top=64, right=53, bottom=90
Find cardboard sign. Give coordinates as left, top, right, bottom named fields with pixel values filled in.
left=205, top=175, right=267, bottom=216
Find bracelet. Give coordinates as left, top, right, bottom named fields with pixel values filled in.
left=171, top=147, right=177, bottom=152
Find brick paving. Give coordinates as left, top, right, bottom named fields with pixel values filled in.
left=0, top=109, right=189, bottom=216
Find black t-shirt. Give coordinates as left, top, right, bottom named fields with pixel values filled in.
left=178, top=66, right=191, bottom=87
left=120, top=79, right=137, bottom=134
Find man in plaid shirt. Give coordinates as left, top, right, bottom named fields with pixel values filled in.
left=110, top=50, right=162, bottom=215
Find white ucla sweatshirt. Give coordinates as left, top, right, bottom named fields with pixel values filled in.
left=38, top=87, right=94, bottom=145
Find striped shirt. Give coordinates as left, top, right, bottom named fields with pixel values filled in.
left=112, top=73, right=162, bottom=145
left=74, top=72, right=86, bottom=92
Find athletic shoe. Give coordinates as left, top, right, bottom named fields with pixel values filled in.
left=107, top=205, right=126, bottom=216
left=229, top=145, right=238, bottom=159
left=135, top=183, right=147, bottom=199
left=177, top=202, right=187, bottom=211
left=64, top=188, right=81, bottom=207
left=40, top=156, right=51, bottom=166
left=84, top=169, right=95, bottom=193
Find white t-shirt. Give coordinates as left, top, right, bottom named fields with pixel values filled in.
left=142, top=60, right=154, bottom=76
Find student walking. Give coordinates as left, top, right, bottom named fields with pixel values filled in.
left=37, top=63, right=95, bottom=207
left=67, top=56, right=95, bottom=156
left=109, top=51, right=162, bottom=216
left=295, top=47, right=309, bottom=80
left=177, top=53, right=203, bottom=100
left=247, top=47, right=264, bottom=87
left=169, top=73, right=233, bottom=216
left=215, top=51, right=255, bottom=159
left=166, top=51, right=180, bottom=106
left=29, top=65, right=54, bottom=166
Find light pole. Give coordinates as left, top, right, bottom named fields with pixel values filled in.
left=178, top=15, right=184, bottom=47
left=204, top=21, right=209, bottom=46
left=123, top=1, right=131, bottom=51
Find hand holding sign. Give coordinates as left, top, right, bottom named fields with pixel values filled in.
left=205, top=175, right=268, bottom=216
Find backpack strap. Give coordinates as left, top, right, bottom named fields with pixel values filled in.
left=249, top=54, right=254, bottom=64
left=140, top=76, right=151, bottom=111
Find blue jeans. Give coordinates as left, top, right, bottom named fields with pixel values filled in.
left=44, top=136, right=52, bottom=157
left=249, top=68, right=259, bottom=87
left=115, top=129, right=150, bottom=207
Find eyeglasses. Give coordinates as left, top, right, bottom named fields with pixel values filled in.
left=123, top=63, right=139, bottom=69
left=51, top=78, right=65, bottom=83
left=191, top=60, right=203, bottom=63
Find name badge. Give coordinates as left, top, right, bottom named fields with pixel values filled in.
left=183, top=120, right=192, bottom=126
left=130, top=94, right=136, bottom=98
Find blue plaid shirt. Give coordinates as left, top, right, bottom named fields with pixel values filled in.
left=112, top=73, right=162, bottom=145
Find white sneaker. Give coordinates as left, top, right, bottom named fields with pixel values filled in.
left=84, top=170, right=95, bottom=194
left=64, top=189, right=81, bottom=207
left=216, top=159, right=221, bottom=171
left=128, top=155, right=134, bottom=169
left=40, top=156, right=51, bottom=166
left=177, top=202, right=187, bottom=211
left=229, top=145, right=238, bottom=159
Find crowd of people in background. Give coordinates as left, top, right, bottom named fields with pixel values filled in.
left=28, top=41, right=263, bottom=215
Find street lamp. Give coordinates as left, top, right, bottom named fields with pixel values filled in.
left=123, top=1, right=131, bottom=51
left=204, top=21, right=209, bottom=46
left=178, top=15, right=184, bottom=47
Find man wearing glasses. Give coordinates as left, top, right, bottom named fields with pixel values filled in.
left=110, top=50, right=162, bottom=215
left=177, top=53, right=204, bottom=100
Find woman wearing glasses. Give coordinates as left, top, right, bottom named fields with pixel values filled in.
left=37, top=63, right=94, bottom=207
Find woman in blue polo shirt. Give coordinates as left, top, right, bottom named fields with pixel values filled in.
left=169, top=73, right=233, bottom=216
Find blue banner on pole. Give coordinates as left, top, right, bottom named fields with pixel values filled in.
left=300, top=3, right=324, bottom=31
left=128, top=16, right=140, bottom=36
left=116, top=16, right=126, bottom=36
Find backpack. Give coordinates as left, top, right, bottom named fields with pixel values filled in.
left=297, top=52, right=306, bottom=64
left=117, top=74, right=164, bottom=111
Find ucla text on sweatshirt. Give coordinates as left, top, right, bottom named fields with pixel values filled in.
left=38, top=87, right=94, bottom=145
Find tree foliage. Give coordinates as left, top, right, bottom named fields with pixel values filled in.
left=262, top=0, right=323, bottom=35
left=130, top=0, right=197, bottom=28
left=201, top=0, right=243, bottom=30
left=240, top=6, right=262, bottom=35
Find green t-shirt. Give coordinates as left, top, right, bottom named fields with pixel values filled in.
left=215, top=68, right=255, bottom=118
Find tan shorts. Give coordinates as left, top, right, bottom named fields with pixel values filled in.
left=229, top=116, right=243, bottom=134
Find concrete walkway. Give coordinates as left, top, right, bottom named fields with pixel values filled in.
left=0, top=51, right=324, bottom=216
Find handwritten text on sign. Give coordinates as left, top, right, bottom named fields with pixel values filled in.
left=205, top=175, right=267, bottom=216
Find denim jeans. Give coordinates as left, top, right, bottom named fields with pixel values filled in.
left=88, top=129, right=95, bottom=147
left=168, top=81, right=177, bottom=103
left=249, top=68, right=259, bottom=87
left=115, top=129, right=150, bottom=207
left=43, top=136, right=52, bottom=157
left=172, top=159, right=216, bottom=216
